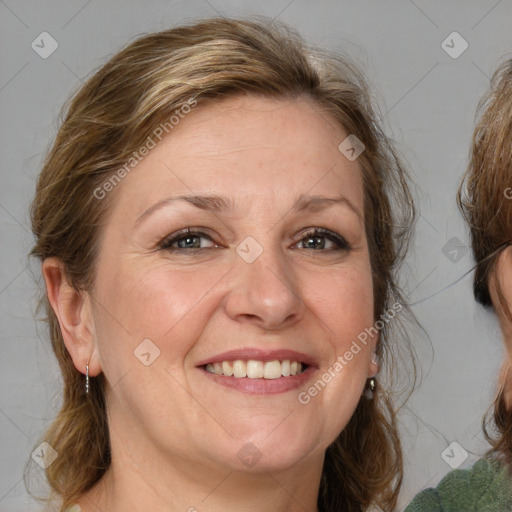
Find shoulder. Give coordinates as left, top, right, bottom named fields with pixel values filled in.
left=404, top=458, right=512, bottom=512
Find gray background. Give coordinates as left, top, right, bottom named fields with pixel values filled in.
left=1, top=1, right=511, bottom=510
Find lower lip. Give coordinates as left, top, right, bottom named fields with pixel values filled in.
left=199, top=366, right=316, bottom=394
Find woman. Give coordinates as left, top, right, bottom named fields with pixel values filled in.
left=28, top=17, right=415, bottom=511
left=406, top=61, right=512, bottom=511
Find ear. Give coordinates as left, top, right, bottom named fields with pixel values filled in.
left=42, top=257, right=101, bottom=377
left=368, top=353, right=380, bottom=378
left=368, top=333, right=380, bottom=378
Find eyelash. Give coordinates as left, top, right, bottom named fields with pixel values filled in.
left=159, top=227, right=352, bottom=254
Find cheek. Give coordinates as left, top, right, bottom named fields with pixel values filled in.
left=303, top=266, right=374, bottom=430
left=310, top=264, right=374, bottom=347
left=92, top=260, right=222, bottom=368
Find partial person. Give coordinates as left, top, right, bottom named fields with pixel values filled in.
left=406, top=60, right=512, bottom=511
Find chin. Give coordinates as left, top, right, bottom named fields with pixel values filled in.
left=219, top=431, right=323, bottom=474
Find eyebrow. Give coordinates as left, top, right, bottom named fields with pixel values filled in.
left=135, top=195, right=233, bottom=226
left=292, top=195, right=362, bottom=219
left=134, top=193, right=362, bottom=227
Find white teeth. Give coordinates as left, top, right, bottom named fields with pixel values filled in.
left=205, top=359, right=306, bottom=378
left=263, top=360, right=282, bottom=379
left=233, top=360, right=246, bottom=378
left=222, top=361, right=234, bottom=376
left=247, top=360, right=264, bottom=378
left=281, top=359, right=291, bottom=377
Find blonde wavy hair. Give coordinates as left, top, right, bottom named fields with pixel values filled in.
left=28, top=17, right=416, bottom=511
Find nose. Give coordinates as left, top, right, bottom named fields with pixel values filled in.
left=224, top=246, right=305, bottom=331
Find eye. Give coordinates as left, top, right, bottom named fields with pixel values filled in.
left=159, top=228, right=219, bottom=252
left=295, top=228, right=351, bottom=252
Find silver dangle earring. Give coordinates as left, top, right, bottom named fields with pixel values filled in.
left=364, top=353, right=378, bottom=399
left=364, top=377, right=376, bottom=400
left=85, top=361, right=90, bottom=394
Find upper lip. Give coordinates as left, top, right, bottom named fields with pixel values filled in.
left=196, top=348, right=318, bottom=368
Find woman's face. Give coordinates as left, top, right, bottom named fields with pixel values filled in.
left=87, top=94, right=377, bottom=474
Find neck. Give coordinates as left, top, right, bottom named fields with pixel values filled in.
left=79, top=434, right=323, bottom=512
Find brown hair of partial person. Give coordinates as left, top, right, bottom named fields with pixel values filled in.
left=28, top=17, right=416, bottom=511
left=458, top=59, right=512, bottom=466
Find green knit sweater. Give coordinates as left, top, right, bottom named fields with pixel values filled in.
left=405, top=458, right=512, bottom=512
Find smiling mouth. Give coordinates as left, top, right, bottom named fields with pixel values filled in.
left=203, top=359, right=307, bottom=379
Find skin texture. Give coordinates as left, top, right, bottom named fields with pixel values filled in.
left=490, top=247, right=512, bottom=406
left=43, top=95, right=379, bottom=512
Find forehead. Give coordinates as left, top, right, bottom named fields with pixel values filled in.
left=104, top=94, right=364, bottom=221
